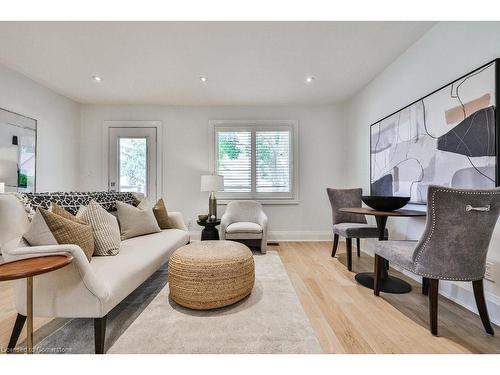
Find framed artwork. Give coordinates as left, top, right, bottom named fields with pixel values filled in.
left=0, top=107, right=37, bottom=192
left=370, top=59, right=499, bottom=204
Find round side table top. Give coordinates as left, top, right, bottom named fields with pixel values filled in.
left=197, top=219, right=221, bottom=227
left=0, top=254, right=74, bottom=281
left=339, top=207, right=426, bottom=217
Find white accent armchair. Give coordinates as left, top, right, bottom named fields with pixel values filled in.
left=220, top=200, right=268, bottom=253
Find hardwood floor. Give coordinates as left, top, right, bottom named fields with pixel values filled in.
left=276, top=241, right=500, bottom=353
left=1, top=241, right=499, bottom=353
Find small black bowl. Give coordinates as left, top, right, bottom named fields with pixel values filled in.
left=361, top=196, right=410, bottom=211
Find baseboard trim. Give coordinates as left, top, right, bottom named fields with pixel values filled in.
left=188, top=230, right=332, bottom=242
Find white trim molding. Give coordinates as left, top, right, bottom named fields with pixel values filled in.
left=101, top=120, right=163, bottom=198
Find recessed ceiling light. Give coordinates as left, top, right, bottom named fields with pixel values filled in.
left=200, top=76, right=208, bottom=83
left=306, top=76, right=315, bottom=83
left=92, top=75, right=103, bottom=82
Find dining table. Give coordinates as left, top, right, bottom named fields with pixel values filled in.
left=338, top=207, right=426, bottom=294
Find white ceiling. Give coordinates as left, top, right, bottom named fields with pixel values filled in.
left=0, top=22, right=434, bottom=106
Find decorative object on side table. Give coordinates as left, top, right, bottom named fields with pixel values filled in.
left=168, top=240, right=255, bottom=310
left=200, top=174, right=224, bottom=219
left=0, top=254, right=73, bottom=354
left=361, top=195, right=410, bottom=211
left=197, top=218, right=221, bottom=241
left=198, top=214, right=208, bottom=222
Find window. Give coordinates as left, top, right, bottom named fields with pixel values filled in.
left=210, top=120, right=298, bottom=203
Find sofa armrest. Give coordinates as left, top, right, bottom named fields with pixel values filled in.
left=169, top=211, right=188, bottom=231
left=2, top=241, right=110, bottom=302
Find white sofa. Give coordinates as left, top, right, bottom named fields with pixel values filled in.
left=220, top=200, right=268, bottom=253
left=0, top=193, right=189, bottom=353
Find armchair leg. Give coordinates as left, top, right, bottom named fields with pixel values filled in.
left=94, top=315, right=107, bottom=354
left=331, top=234, right=339, bottom=257
left=429, top=279, right=439, bottom=336
left=346, top=238, right=352, bottom=271
left=422, top=277, right=429, bottom=296
left=7, top=313, right=26, bottom=353
left=374, top=254, right=384, bottom=296
left=356, top=238, right=361, bottom=257
left=472, top=279, right=494, bottom=335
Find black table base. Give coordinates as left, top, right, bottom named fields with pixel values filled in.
left=355, top=272, right=412, bottom=294
left=201, top=227, right=219, bottom=241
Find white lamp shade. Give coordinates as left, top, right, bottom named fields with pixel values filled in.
left=200, top=174, right=224, bottom=192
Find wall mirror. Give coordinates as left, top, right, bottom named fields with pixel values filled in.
left=0, top=107, right=37, bottom=192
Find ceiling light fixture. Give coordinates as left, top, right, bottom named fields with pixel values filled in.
left=92, top=75, right=103, bottom=82
left=200, top=76, right=208, bottom=83
left=306, top=76, right=315, bottom=83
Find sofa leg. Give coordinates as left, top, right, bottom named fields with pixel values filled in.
left=331, top=234, right=339, bottom=257
left=94, top=315, right=107, bottom=354
left=7, top=313, right=26, bottom=353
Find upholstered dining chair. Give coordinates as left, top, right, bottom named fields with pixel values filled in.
left=220, top=200, right=268, bottom=253
left=373, top=185, right=500, bottom=336
left=326, top=188, right=388, bottom=271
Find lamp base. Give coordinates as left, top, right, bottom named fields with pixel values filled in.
left=209, top=192, right=217, bottom=219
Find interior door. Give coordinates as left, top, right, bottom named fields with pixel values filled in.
left=108, top=127, right=157, bottom=201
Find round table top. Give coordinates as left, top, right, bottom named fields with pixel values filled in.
left=0, top=254, right=73, bottom=281
left=339, top=207, right=427, bottom=217
left=197, top=219, right=221, bottom=227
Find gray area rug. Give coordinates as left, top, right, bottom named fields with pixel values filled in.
left=31, top=251, right=321, bottom=354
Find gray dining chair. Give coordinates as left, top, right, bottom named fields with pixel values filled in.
left=326, top=188, right=388, bottom=271
left=373, top=185, right=500, bottom=336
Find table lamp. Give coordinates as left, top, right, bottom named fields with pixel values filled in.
left=200, top=174, right=224, bottom=219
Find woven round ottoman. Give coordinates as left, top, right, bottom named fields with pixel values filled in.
left=168, top=240, right=255, bottom=310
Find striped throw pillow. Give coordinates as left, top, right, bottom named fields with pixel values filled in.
left=77, top=200, right=121, bottom=256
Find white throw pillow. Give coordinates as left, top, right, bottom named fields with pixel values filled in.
left=22, top=209, right=58, bottom=246
left=115, top=201, right=161, bottom=240
left=77, top=200, right=121, bottom=256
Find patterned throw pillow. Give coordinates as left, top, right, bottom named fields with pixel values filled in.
left=23, top=208, right=95, bottom=262
left=116, top=201, right=161, bottom=240
left=77, top=200, right=121, bottom=256
left=50, top=202, right=87, bottom=224
left=20, top=191, right=138, bottom=216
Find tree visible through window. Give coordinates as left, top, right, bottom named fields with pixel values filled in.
left=119, top=138, right=147, bottom=194
left=215, top=125, right=294, bottom=200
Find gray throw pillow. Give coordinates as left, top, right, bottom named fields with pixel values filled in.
left=116, top=201, right=161, bottom=240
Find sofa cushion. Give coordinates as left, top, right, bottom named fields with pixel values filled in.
left=116, top=201, right=161, bottom=240
left=23, top=209, right=58, bottom=246
left=77, top=200, right=121, bottom=256
left=91, top=229, right=189, bottom=312
left=226, top=222, right=262, bottom=234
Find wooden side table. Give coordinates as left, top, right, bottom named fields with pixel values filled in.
left=197, top=219, right=221, bottom=241
left=0, top=254, right=73, bottom=354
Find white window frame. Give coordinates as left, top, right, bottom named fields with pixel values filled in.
left=209, top=120, right=299, bottom=205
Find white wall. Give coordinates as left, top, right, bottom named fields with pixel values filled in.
left=79, top=104, right=345, bottom=239
left=344, top=21, right=500, bottom=323
left=0, top=64, right=81, bottom=191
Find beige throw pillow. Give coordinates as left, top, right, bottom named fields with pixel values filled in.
left=23, top=208, right=94, bottom=262
left=116, top=201, right=161, bottom=240
left=77, top=200, right=121, bottom=256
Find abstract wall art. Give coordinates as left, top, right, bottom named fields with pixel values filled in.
left=370, top=59, right=499, bottom=204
